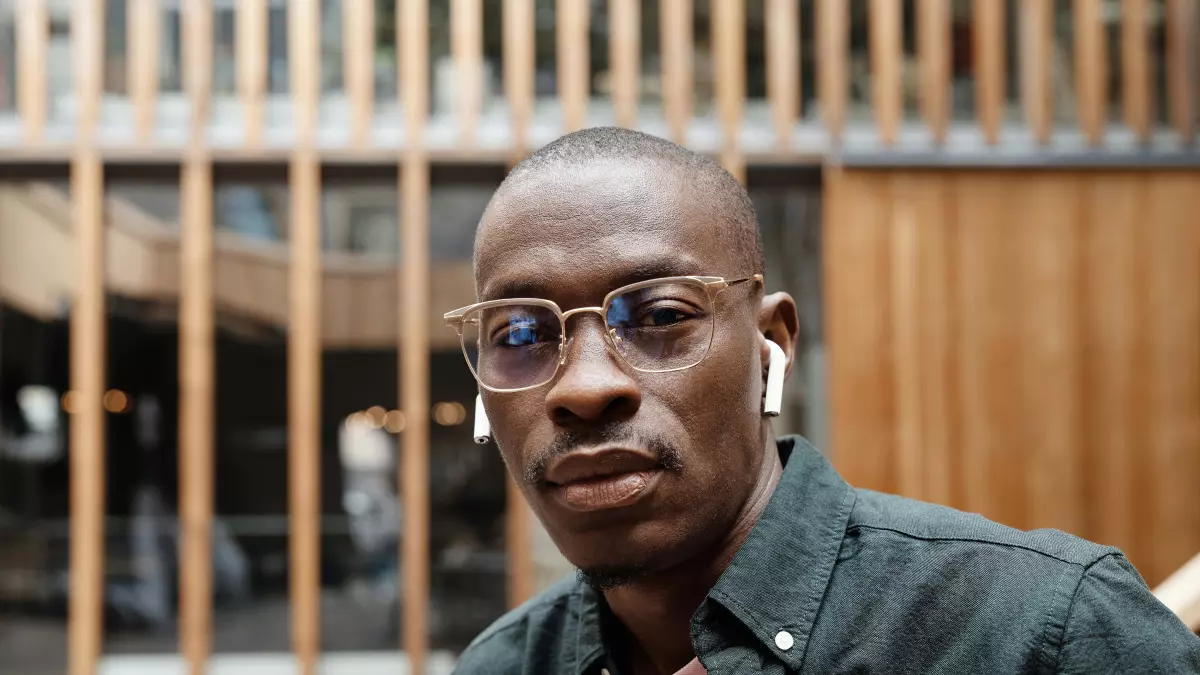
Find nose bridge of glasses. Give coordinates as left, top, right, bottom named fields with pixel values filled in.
left=558, top=306, right=620, bottom=364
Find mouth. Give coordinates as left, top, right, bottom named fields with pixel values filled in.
left=543, top=447, right=666, bottom=513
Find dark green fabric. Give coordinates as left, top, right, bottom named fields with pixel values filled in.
left=453, top=436, right=1200, bottom=674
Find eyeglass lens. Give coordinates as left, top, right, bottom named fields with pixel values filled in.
left=461, top=280, right=715, bottom=391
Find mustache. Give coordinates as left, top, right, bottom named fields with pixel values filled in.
left=523, top=424, right=684, bottom=486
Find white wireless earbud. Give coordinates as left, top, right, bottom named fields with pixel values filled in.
left=473, top=394, right=492, bottom=444
left=763, top=340, right=786, bottom=417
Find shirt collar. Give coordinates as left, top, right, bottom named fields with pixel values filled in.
left=570, top=435, right=856, bottom=674
left=700, top=435, right=856, bottom=671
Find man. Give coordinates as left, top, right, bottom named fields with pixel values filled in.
left=448, top=127, right=1200, bottom=674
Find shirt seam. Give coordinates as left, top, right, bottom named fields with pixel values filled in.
left=1048, top=552, right=1121, bottom=674
left=845, top=523, right=1115, bottom=568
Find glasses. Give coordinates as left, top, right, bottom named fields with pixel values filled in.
left=444, top=274, right=763, bottom=393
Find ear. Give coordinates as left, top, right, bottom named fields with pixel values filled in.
left=758, top=291, right=800, bottom=381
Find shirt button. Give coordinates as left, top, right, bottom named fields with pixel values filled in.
left=774, top=630, right=795, bottom=651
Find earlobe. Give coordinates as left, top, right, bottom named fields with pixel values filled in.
left=763, top=340, right=786, bottom=417
left=474, top=394, right=492, bottom=444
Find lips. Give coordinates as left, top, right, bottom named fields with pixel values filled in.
left=543, top=447, right=665, bottom=512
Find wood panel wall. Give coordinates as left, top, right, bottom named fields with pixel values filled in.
left=825, top=169, right=1200, bottom=588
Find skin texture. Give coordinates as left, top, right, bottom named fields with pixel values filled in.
left=474, top=157, right=799, bottom=675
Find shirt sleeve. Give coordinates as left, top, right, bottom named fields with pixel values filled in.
left=1057, top=553, right=1200, bottom=674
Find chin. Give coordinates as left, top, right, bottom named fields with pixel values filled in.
left=552, top=516, right=699, bottom=584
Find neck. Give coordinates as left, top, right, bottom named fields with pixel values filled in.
left=603, top=432, right=784, bottom=675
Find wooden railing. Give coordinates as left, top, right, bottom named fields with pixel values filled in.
left=0, top=2, right=1195, bottom=675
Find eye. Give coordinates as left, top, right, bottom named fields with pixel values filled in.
left=492, top=322, right=540, bottom=347
left=637, top=306, right=692, bottom=327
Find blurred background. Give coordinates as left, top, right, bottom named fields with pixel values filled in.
left=0, top=0, right=1197, bottom=673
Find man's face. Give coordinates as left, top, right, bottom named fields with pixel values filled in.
left=473, top=159, right=769, bottom=580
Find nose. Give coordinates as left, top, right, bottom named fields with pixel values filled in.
left=544, top=313, right=642, bottom=427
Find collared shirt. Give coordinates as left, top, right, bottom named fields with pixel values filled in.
left=453, top=436, right=1200, bottom=674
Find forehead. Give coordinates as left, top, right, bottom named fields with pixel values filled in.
left=474, top=160, right=740, bottom=303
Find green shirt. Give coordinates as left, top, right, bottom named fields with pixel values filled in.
left=454, top=436, right=1200, bottom=674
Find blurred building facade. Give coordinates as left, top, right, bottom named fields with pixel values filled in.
left=0, top=1, right=1197, bottom=674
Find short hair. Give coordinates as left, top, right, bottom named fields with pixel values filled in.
left=492, top=126, right=764, bottom=274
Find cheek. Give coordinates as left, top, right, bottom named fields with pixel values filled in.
left=482, top=391, right=546, bottom=467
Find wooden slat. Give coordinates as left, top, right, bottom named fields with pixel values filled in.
left=452, top=0, right=484, bottom=143
left=1145, top=173, right=1200, bottom=586
left=179, top=3, right=213, bottom=673
left=890, top=179, right=924, bottom=498
left=661, top=0, right=693, bottom=144
left=128, top=0, right=160, bottom=142
left=1121, top=0, right=1151, bottom=142
left=236, top=0, right=268, bottom=147
left=817, top=0, right=847, bottom=142
left=918, top=177, right=957, bottom=508
left=765, top=0, right=799, bottom=147
left=401, top=0, right=429, bottom=143
left=713, top=0, right=746, bottom=181
left=1013, top=175, right=1084, bottom=535
left=1074, top=0, right=1107, bottom=146
left=610, top=0, right=640, bottom=128
left=975, top=0, right=1005, bottom=145
left=68, top=153, right=105, bottom=675
left=870, top=0, right=902, bottom=146
left=400, top=0, right=430, bottom=670
left=179, top=159, right=214, bottom=675
left=287, top=152, right=321, bottom=675
left=918, top=0, right=950, bottom=144
left=1166, top=0, right=1196, bottom=142
left=1080, top=173, right=1144, bottom=558
left=289, top=1, right=321, bottom=672
left=1020, top=0, right=1053, bottom=145
left=824, top=169, right=896, bottom=490
left=16, top=0, right=48, bottom=143
left=955, top=173, right=1021, bottom=525
left=503, top=0, right=535, bottom=154
left=68, top=0, right=105, bottom=672
left=344, top=0, right=376, bottom=147
left=557, top=0, right=589, bottom=132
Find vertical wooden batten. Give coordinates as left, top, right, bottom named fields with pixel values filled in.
left=610, top=0, right=640, bottom=128
left=557, top=0, right=590, bottom=132
left=451, top=0, right=483, bottom=144
left=236, top=0, right=268, bottom=147
left=661, top=0, right=693, bottom=144
left=975, top=0, right=1005, bottom=145
left=870, top=0, right=902, bottom=146
left=765, top=0, right=800, bottom=148
left=817, top=0, right=848, bottom=143
left=344, top=0, right=376, bottom=148
left=128, top=0, right=160, bottom=142
left=1020, top=0, right=1053, bottom=145
left=179, top=2, right=214, bottom=673
left=1122, top=0, right=1151, bottom=141
left=16, top=0, right=48, bottom=143
left=712, top=0, right=746, bottom=181
left=918, top=0, right=950, bottom=144
left=400, top=0, right=430, bottom=671
left=68, top=0, right=105, bottom=673
left=288, top=1, right=322, bottom=672
left=503, top=0, right=535, bottom=156
left=1166, top=0, right=1196, bottom=143
left=1074, top=0, right=1107, bottom=146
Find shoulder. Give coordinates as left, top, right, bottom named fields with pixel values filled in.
left=825, top=490, right=1200, bottom=671
left=848, top=488, right=1117, bottom=568
left=452, top=576, right=583, bottom=675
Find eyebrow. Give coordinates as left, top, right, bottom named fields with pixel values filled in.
left=481, top=258, right=707, bottom=302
